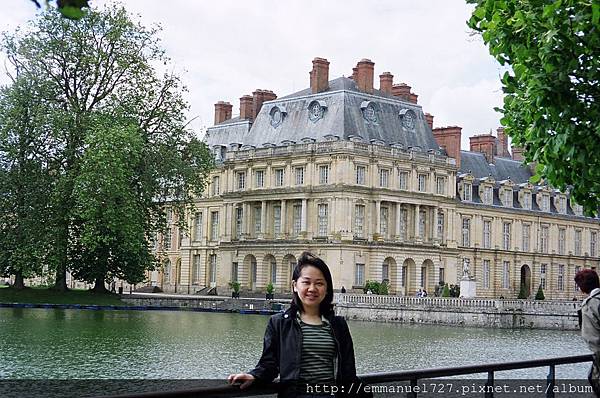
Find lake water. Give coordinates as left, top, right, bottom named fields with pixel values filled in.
left=0, top=308, right=590, bottom=380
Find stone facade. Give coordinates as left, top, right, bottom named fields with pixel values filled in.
left=152, top=57, right=600, bottom=300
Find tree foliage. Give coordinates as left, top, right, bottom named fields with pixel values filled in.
left=468, top=0, right=600, bottom=216
left=535, top=284, right=545, bottom=300
left=30, top=0, right=90, bottom=20
left=1, top=5, right=213, bottom=290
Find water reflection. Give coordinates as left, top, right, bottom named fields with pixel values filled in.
left=0, top=308, right=589, bottom=379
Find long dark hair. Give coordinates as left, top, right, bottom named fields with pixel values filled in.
left=291, top=251, right=334, bottom=316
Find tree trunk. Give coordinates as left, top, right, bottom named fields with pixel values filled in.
left=92, top=276, right=108, bottom=293
left=52, top=205, right=70, bottom=292
left=13, top=270, right=25, bottom=290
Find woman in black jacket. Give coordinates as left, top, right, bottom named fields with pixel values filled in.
left=228, top=252, right=369, bottom=397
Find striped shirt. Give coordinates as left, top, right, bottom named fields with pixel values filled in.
left=297, top=313, right=336, bottom=384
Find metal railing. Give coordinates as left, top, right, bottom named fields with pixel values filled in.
left=100, top=354, right=593, bottom=398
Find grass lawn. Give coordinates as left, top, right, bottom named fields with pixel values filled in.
left=0, top=286, right=125, bottom=306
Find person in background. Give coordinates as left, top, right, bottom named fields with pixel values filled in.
left=228, top=252, right=371, bottom=397
left=575, top=268, right=600, bottom=396
left=340, top=286, right=346, bottom=294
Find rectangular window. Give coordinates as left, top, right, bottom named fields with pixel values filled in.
left=522, top=224, right=530, bottom=252
left=575, top=229, right=582, bottom=256
left=559, top=196, right=567, bottom=214
left=163, top=227, right=172, bottom=250
left=354, top=205, right=365, bottom=238
left=419, top=210, right=426, bottom=239
left=379, top=169, right=389, bottom=187
left=355, top=263, right=365, bottom=286
left=382, top=263, right=389, bottom=281
left=356, top=166, right=366, bottom=185
left=483, top=186, right=493, bottom=205
left=165, top=208, right=173, bottom=224
left=254, top=207, right=262, bottom=235
left=294, top=167, right=304, bottom=185
left=235, top=207, right=243, bottom=239
left=274, top=168, right=284, bottom=187
left=503, top=189, right=512, bottom=207
left=439, top=268, right=445, bottom=284
left=483, top=260, right=490, bottom=289
left=293, top=204, right=301, bottom=235
left=194, top=212, right=203, bottom=241
left=542, top=194, right=550, bottom=212
left=210, top=211, right=219, bottom=241
left=557, top=264, right=565, bottom=291
left=251, top=261, right=257, bottom=284
left=192, top=255, right=201, bottom=284
left=178, top=228, right=183, bottom=249
left=418, top=174, right=427, bottom=192
left=540, top=264, right=547, bottom=289
left=236, top=171, right=246, bottom=190
left=319, top=165, right=329, bottom=184
left=380, top=206, right=389, bottom=236
left=540, top=225, right=549, bottom=253
left=558, top=228, right=566, bottom=255
left=400, top=208, right=408, bottom=240
left=212, top=176, right=220, bottom=196
left=231, top=262, right=239, bottom=283
left=401, top=266, right=407, bottom=287
left=318, top=203, right=328, bottom=237
left=273, top=205, right=281, bottom=234
left=523, top=192, right=531, bottom=210
left=463, top=182, right=472, bottom=201
left=270, top=261, right=277, bottom=284
left=502, top=261, right=510, bottom=289
left=483, top=220, right=492, bottom=249
left=503, top=222, right=511, bottom=250
left=255, top=170, right=264, bottom=188
left=399, top=171, right=408, bottom=190
left=591, top=232, right=598, bottom=257
left=437, top=211, right=444, bottom=240
left=462, top=217, right=471, bottom=247
left=436, top=177, right=446, bottom=195
left=209, top=254, right=217, bottom=284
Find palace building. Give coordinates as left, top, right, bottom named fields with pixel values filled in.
left=152, top=57, right=599, bottom=299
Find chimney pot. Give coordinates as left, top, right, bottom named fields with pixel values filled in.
left=432, top=126, right=462, bottom=168
left=469, top=133, right=497, bottom=163
left=214, top=101, right=233, bottom=125
left=392, top=83, right=411, bottom=100
left=252, top=89, right=277, bottom=119
left=424, top=113, right=434, bottom=130
left=356, top=59, right=375, bottom=94
left=240, top=95, right=254, bottom=120
left=379, top=72, right=393, bottom=95
left=409, top=92, right=418, bottom=104
left=310, top=57, right=330, bottom=94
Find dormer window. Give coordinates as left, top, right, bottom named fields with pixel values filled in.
left=522, top=191, right=532, bottom=210
left=557, top=195, right=567, bottom=214
left=572, top=202, right=583, bottom=216
left=502, top=189, right=513, bottom=207
left=541, top=193, right=550, bottom=212
left=483, top=186, right=493, bottom=205
left=463, top=182, right=473, bottom=202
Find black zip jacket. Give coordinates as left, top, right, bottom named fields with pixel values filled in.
left=249, top=307, right=371, bottom=397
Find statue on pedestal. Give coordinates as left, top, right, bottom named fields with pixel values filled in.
left=462, top=258, right=471, bottom=279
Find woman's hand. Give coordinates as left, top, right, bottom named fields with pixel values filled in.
left=227, top=373, right=255, bottom=389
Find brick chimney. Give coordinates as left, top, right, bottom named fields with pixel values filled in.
left=433, top=126, right=462, bottom=168
left=310, top=57, right=330, bottom=94
left=379, top=72, right=393, bottom=95
left=351, top=67, right=358, bottom=81
left=409, top=92, right=418, bottom=104
left=214, top=101, right=232, bottom=125
left=392, top=83, right=411, bottom=100
left=252, top=89, right=277, bottom=119
left=356, top=59, right=375, bottom=94
left=424, top=113, right=434, bottom=130
left=470, top=134, right=497, bottom=163
left=240, top=95, right=254, bottom=120
left=512, top=145, right=525, bottom=161
left=496, top=127, right=510, bottom=157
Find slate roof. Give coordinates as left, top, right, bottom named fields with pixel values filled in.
left=204, top=77, right=440, bottom=152
left=459, top=151, right=532, bottom=183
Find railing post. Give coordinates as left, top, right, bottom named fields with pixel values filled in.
left=408, top=378, right=418, bottom=398
left=546, top=364, right=555, bottom=398
left=485, top=371, right=494, bottom=398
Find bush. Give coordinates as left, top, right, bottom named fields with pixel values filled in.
left=535, top=284, right=545, bottom=300
left=363, top=280, right=388, bottom=295
left=265, top=282, right=274, bottom=294
left=517, top=284, right=529, bottom=299
left=229, top=281, right=240, bottom=293
left=441, top=283, right=451, bottom=297
left=449, top=284, right=460, bottom=298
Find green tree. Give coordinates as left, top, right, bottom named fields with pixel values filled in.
left=30, top=0, right=90, bottom=20
left=535, top=284, right=546, bottom=300
left=2, top=5, right=213, bottom=291
left=467, top=0, right=600, bottom=216
left=441, top=283, right=451, bottom=297
left=0, top=78, right=54, bottom=289
left=517, top=283, right=529, bottom=299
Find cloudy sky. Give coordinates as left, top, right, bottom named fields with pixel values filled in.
left=2, top=0, right=506, bottom=149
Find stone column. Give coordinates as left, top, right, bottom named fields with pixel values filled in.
left=395, top=202, right=402, bottom=241
left=415, top=204, right=421, bottom=242
left=243, top=202, right=250, bottom=236
left=301, top=199, right=307, bottom=233
left=433, top=206, right=439, bottom=243
left=375, top=200, right=381, bottom=239
left=280, top=199, right=286, bottom=238
left=260, top=200, right=267, bottom=239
